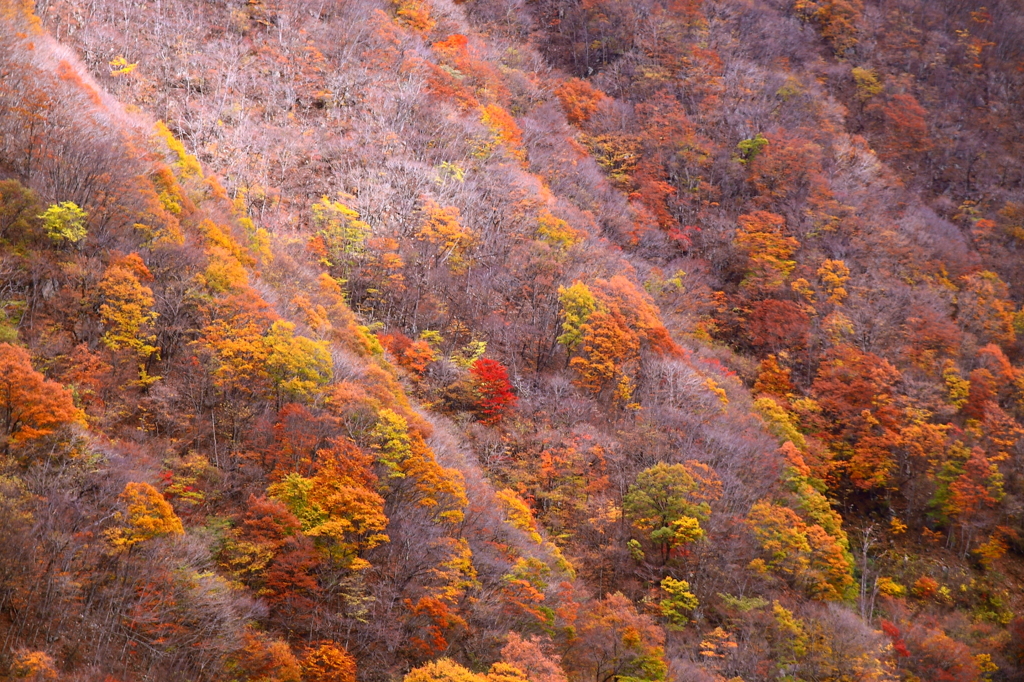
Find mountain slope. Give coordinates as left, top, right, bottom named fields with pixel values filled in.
left=3, top=0, right=1024, bottom=680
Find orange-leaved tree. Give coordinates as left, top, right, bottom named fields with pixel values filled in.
left=812, top=344, right=904, bottom=491
left=267, top=440, right=389, bottom=569
left=197, top=289, right=278, bottom=399
left=301, top=642, right=357, bottom=682
left=0, top=343, right=82, bottom=454
left=555, top=78, right=607, bottom=125
left=219, top=495, right=321, bottom=629
left=105, top=481, right=185, bottom=553
left=563, top=276, right=675, bottom=404
left=416, top=199, right=478, bottom=275
left=498, top=633, right=567, bottom=682
left=793, top=0, right=864, bottom=55
left=564, top=592, right=668, bottom=682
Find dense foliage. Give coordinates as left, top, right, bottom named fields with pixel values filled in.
left=2, top=0, right=1024, bottom=679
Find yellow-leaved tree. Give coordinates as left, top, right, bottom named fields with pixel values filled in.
left=97, top=253, right=160, bottom=383
left=264, top=321, right=334, bottom=400
left=310, top=196, right=371, bottom=281
left=404, top=658, right=531, bottom=682
left=623, top=461, right=720, bottom=564
left=39, top=201, right=87, bottom=247
left=747, top=497, right=853, bottom=601
left=556, top=282, right=598, bottom=352
left=734, top=211, right=799, bottom=290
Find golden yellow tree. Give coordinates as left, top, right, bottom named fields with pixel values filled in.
left=734, top=211, right=799, bottom=290
left=97, top=253, right=160, bottom=383
left=264, top=321, right=334, bottom=399
left=105, top=481, right=185, bottom=552
left=416, top=199, right=477, bottom=274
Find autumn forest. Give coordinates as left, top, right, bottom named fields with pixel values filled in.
left=1, top=0, right=1024, bottom=679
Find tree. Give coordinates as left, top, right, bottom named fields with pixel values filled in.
left=301, top=642, right=357, bottom=682
left=851, top=68, right=883, bottom=103
left=658, top=577, right=698, bottom=629
left=747, top=135, right=823, bottom=209
left=9, top=650, right=59, bottom=681
left=39, top=201, right=86, bottom=246
left=747, top=299, right=810, bottom=353
left=737, top=133, right=769, bottom=165
left=404, top=659, right=484, bottom=682
left=264, top=321, right=334, bottom=400
left=221, top=496, right=311, bottom=567
left=0, top=343, right=81, bottom=453
left=536, top=211, right=582, bottom=250
left=105, top=481, right=185, bottom=552
left=394, top=0, right=435, bottom=33
left=196, top=289, right=277, bottom=398
left=310, top=196, right=370, bottom=281
left=480, top=104, right=526, bottom=161
left=930, top=445, right=1003, bottom=553
left=267, top=440, right=389, bottom=569
left=404, top=595, right=469, bottom=659
left=747, top=500, right=853, bottom=601
left=570, top=307, right=640, bottom=401
left=469, top=358, right=517, bottom=425
left=370, top=408, right=414, bottom=479
left=793, top=0, right=864, bottom=55
left=397, top=433, right=468, bottom=525
left=555, top=78, right=607, bottom=125
left=956, top=271, right=1016, bottom=347
left=219, top=496, right=322, bottom=629
left=0, top=179, right=40, bottom=241
left=556, top=281, right=598, bottom=352
left=623, top=462, right=719, bottom=563
left=963, top=368, right=996, bottom=421
left=231, top=631, right=303, bottom=682
left=812, top=344, right=903, bottom=491
left=564, top=592, right=668, bottom=682
left=734, top=211, right=799, bottom=290
left=379, top=331, right=436, bottom=376
left=873, top=93, right=933, bottom=160
left=416, top=199, right=477, bottom=274
left=779, top=445, right=850, bottom=551
left=484, top=662, right=530, bottom=682
left=402, top=638, right=544, bottom=682
left=817, top=259, right=850, bottom=304
left=883, top=619, right=981, bottom=682
left=498, top=633, right=566, bottom=682
left=754, top=355, right=795, bottom=398
left=97, top=253, right=160, bottom=370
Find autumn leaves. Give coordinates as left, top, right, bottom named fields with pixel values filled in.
left=0, top=343, right=82, bottom=455
left=556, top=276, right=677, bottom=407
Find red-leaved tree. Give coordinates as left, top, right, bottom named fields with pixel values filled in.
left=469, top=358, right=517, bottom=425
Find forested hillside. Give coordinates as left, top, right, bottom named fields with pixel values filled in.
left=2, top=0, right=1024, bottom=679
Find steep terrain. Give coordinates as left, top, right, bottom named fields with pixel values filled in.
left=2, top=0, right=1024, bottom=680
